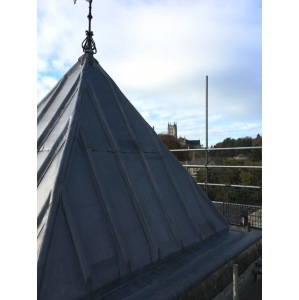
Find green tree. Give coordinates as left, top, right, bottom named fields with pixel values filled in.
left=251, top=134, right=262, bottom=161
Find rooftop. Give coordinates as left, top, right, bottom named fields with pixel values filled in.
left=37, top=2, right=262, bottom=299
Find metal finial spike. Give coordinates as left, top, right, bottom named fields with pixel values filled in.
left=83, top=0, right=97, bottom=54
left=74, top=0, right=97, bottom=54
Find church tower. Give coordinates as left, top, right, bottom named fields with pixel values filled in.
left=167, top=122, right=177, bottom=139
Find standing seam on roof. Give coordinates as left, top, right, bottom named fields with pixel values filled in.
left=77, top=130, right=131, bottom=276
left=104, top=73, right=185, bottom=253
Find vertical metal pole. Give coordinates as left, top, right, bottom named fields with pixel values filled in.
left=233, top=264, right=239, bottom=300
left=248, top=221, right=251, bottom=232
left=87, top=1, right=92, bottom=50
left=205, top=76, right=209, bottom=194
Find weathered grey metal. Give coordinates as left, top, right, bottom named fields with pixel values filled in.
left=37, top=53, right=261, bottom=300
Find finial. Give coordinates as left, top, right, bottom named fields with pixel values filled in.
left=74, top=0, right=97, bottom=54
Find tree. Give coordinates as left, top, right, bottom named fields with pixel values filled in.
left=251, top=134, right=262, bottom=161
left=158, top=134, right=190, bottom=161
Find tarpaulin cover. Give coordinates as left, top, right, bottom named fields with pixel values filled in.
left=37, top=53, right=235, bottom=300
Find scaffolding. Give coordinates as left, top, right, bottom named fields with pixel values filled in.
left=170, top=146, right=262, bottom=229
left=171, top=76, right=262, bottom=229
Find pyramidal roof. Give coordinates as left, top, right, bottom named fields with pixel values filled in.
left=37, top=52, right=232, bottom=298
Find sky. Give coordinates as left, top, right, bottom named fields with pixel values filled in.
left=37, top=0, right=262, bottom=147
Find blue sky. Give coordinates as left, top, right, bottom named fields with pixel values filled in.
left=37, top=0, right=262, bottom=146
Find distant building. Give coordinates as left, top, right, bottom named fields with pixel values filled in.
left=178, top=137, right=201, bottom=149
left=167, top=123, right=201, bottom=149
left=167, top=122, right=177, bottom=139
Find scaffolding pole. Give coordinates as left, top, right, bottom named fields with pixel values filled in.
left=205, top=75, right=208, bottom=195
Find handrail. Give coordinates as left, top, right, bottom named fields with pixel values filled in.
left=168, top=146, right=262, bottom=191
left=183, top=164, right=262, bottom=169
left=197, top=182, right=262, bottom=189
left=170, top=146, right=262, bottom=152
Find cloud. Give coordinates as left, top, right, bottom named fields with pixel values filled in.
left=37, top=76, right=58, bottom=101
left=37, top=0, right=262, bottom=146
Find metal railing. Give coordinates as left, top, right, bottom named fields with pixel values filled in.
left=170, top=146, right=262, bottom=229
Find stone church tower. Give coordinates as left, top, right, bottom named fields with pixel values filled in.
left=167, top=122, right=177, bottom=139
